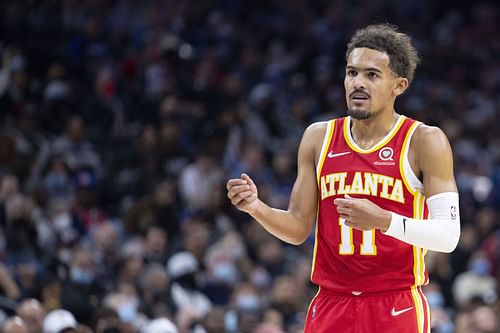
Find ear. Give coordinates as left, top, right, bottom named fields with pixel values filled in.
left=393, top=77, right=409, bottom=97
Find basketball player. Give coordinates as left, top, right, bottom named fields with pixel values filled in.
left=226, top=24, right=460, bottom=333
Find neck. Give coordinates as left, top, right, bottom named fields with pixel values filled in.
left=350, top=111, right=400, bottom=150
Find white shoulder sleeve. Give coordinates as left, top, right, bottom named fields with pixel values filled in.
left=382, top=192, right=460, bottom=253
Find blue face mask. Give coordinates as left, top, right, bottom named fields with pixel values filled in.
left=470, top=259, right=490, bottom=276
left=70, top=268, right=94, bottom=285
left=213, top=263, right=237, bottom=285
left=224, top=311, right=238, bottom=332
left=117, top=299, right=138, bottom=322
left=236, top=294, right=260, bottom=312
left=425, top=291, right=445, bottom=308
left=45, top=173, right=69, bottom=195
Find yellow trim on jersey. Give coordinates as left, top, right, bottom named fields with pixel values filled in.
left=412, top=196, right=421, bottom=285
left=412, top=192, right=427, bottom=286
left=311, top=120, right=335, bottom=278
left=403, top=119, right=427, bottom=290
left=417, top=193, right=426, bottom=284
left=411, top=287, right=426, bottom=333
left=316, top=120, right=336, bottom=183
left=343, top=115, right=406, bottom=153
left=412, top=246, right=422, bottom=286
left=399, top=121, right=421, bottom=195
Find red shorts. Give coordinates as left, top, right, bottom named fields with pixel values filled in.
left=304, top=287, right=430, bottom=333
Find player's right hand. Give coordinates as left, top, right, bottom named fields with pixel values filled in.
left=226, top=173, right=259, bottom=214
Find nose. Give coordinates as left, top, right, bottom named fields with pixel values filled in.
left=352, top=74, right=366, bottom=90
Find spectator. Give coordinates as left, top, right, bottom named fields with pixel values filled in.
left=138, top=263, right=170, bottom=318
left=3, top=317, right=29, bottom=333
left=51, top=116, right=101, bottom=175
left=166, top=251, right=212, bottom=319
left=141, top=318, right=178, bottom=333
left=42, top=309, right=78, bottom=333
left=90, top=307, right=120, bottom=333
left=61, top=247, right=104, bottom=324
left=70, top=169, right=107, bottom=233
left=178, top=152, right=224, bottom=210
left=452, top=251, right=497, bottom=307
left=16, top=299, right=45, bottom=333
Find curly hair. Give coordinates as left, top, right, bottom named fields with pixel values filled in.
left=346, top=24, right=420, bottom=85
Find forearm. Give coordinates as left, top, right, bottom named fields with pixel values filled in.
left=0, top=265, right=20, bottom=299
left=250, top=200, right=311, bottom=245
left=383, top=192, right=460, bottom=253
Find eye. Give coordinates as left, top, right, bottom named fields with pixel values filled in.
left=347, top=69, right=357, bottom=77
left=368, top=72, right=379, bottom=79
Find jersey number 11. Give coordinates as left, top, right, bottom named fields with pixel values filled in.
left=339, top=218, right=377, bottom=255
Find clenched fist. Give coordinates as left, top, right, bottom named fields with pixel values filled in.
left=226, top=173, right=259, bottom=214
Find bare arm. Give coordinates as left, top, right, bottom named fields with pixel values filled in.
left=413, top=125, right=457, bottom=196
left=0, top=263, right=20, bottom=299
left=226, top=123, right=325, bottom=245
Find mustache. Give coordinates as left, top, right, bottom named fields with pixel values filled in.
left=349, top=89, right=370, bottom=98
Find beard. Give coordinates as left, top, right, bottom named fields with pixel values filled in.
left=347, top=108, right=371, bottom=120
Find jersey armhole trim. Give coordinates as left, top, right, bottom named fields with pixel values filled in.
left=316, top=120, right=335, bottom=184
left=400, top=122, right=424, bottom=195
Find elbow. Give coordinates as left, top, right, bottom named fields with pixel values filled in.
left=286, top=212, right=314, bottom=245
left=287, top=233, right=310, bottom=245
left=440, top=243, right=457, bottom=254
left=437, top=233, right=460, bottom=253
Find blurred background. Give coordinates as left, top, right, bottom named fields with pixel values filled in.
left=0, top=0, right=499, bottom=333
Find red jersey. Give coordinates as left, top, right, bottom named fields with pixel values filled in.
left=311, top=115, right=429, bottom=294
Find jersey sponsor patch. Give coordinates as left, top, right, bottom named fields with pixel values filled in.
left=378, top=147, right=394, bottom=161
left=374, top=147, right=395, bottom=166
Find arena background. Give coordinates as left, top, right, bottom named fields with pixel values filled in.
left=0, top=1, right=499, bottom=332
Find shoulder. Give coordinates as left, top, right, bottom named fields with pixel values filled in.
left=304, top=121, right=330, bottom=136
left=301, top=121, right=331, bottom=147
left=303, top=118, right=343, bottom=138
left=412, top=124, right=450, bottom=149
left=411, top=124, right=453, bottom=162
left=298, top=121, right=332, bottom=162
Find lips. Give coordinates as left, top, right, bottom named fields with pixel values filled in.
left=350, top=91, right=370, bottom=100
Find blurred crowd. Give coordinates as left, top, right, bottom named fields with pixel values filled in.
left=0, top=0, right=499, bottom=332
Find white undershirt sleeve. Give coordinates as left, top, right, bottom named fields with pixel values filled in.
left=382, top=192, right=460, bottom=253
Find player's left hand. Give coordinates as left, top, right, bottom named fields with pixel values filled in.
left=334, top=194, right=392, bottom=231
